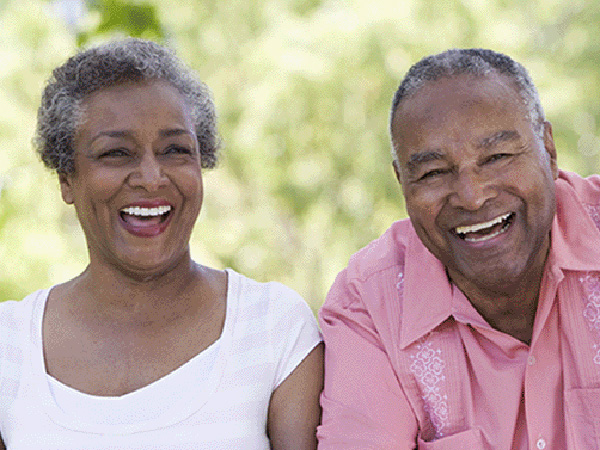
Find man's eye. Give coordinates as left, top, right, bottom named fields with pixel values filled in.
left=419, top=168, right=449, bottom=180
left=487, top=153, right=512, bottom=163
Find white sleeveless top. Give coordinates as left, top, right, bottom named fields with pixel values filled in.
left=0, top=269, right=321, bottom=449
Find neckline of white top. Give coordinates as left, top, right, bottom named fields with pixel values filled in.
left=30, top=269, right=241, bottom=434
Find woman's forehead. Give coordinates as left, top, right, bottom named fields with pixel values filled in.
left=75, top=81, right=194, bottom=142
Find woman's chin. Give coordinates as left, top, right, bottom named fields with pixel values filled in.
left=97, top=248, right=191, bottom=282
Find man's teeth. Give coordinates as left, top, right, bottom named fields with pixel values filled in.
left=454, top=213, right=512, bottom=235
left=121, top=205, right=172, bottom=217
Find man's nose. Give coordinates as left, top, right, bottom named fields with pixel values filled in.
left=448, top=169, right=495, bottom=210
left=128, top=152, right=168, bottom=191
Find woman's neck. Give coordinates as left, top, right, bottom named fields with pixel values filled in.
left=65, top=256, right=205, bottom=325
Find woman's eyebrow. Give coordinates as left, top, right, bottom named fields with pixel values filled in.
left=159, top=128, right=195, bottom=138
left=89, top=130, right=132, bottom=144
left=89, top=128, right=194, bottom=144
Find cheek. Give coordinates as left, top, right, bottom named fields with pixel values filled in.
left=529, top=186, right=556, bottom=226
left=513, top=167, right=556, bottom=212
left=404, top=187, right=443, bottom=222
left=79, top=173, right=124, bottom=200
left=177, top=170, right=203, bottom=204
left=186, top=174, right=203, bottom=198
left=405, top=201, right=442, bottom=241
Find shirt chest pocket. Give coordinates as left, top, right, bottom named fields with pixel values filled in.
left=417, top=428, right=484, bottom=449
left=565, top=388, right=600, bottom=449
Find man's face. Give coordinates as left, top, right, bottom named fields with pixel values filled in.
left=392, top=74, right=558, bottom=296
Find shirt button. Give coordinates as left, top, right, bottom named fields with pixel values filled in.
left=528, top=355, right=536, bottom=366
left=536, top=438, right=546, bottom=449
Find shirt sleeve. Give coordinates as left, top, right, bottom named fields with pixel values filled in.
left=317, top=269, right=418, bottom=450
left=269, top=282, right=322, bottom=389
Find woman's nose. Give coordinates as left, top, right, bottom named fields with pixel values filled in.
left=127, top=153, right=168, bottom=191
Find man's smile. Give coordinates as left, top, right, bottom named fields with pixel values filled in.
left=453, top=212, right=515, bottom=242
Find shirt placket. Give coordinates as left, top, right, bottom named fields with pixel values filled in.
left=524, top=271, right=562, bottom=450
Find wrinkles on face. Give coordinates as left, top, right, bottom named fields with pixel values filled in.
left=392, top=74, right=557, bottom=298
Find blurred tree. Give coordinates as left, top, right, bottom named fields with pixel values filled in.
left=77, top=0, right=164, bottom=45
left=0, top=0, right=599, bottom=309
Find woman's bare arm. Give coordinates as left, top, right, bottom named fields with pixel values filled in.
left=267, top=343, right=324, bottom=450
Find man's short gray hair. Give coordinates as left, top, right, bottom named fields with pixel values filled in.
left=35, top=38, right=220, bottom=174
left=390, top=48, right=544, bottom=158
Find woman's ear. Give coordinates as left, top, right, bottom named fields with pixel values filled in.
left=59, top=172, right=75, bottom=204
left=543, top=121, right=559, bottom=180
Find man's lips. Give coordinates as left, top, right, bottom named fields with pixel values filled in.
left=452, top=212, right=515, bottom=242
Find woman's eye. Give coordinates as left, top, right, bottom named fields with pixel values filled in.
left=164, top=145, right=192, bottom=155
left=99, top=148, right=129, bottom=158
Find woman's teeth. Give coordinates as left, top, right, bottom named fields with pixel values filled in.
left=121, top=205, right=172, bottom=217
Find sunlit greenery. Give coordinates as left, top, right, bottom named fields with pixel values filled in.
left=1, top=0, right=599, bottom=310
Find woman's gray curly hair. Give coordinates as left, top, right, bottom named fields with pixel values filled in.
left=35, top=38, right=220, bottom=173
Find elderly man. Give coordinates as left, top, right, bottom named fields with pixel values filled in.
left=317, top=49, right=600, bottom=449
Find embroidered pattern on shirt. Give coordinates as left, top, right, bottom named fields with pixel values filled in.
left=585, top=205, right=600, bottom=232
left=396, top=271, right=405, bottom=291
left=409, top=340, right=449, bottom=439
left=581, top=272, right=600, bottom=365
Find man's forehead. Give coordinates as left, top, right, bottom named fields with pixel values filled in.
left=391, top=74, right=527, bottom=147
left=478, top=130, right=520, bottom=149
left=395, top=73, right=519, bottom=115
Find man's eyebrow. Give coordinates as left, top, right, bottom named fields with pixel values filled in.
left=477, top=130, right=520, bottom=149
left=405, top=151, right=446, bottom=174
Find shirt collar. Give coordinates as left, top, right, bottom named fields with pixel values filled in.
left=549, top=174, right=600, bottom=272
left=399, top=226, right=454, bottom=349
left=399, top=227, right=494, bottom=348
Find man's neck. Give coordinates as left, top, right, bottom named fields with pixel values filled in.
left=448, top=265, right=546, bottom=346
left=446, top=233, right=552, bottom=345
left=465, top=286, right=539, bottom=345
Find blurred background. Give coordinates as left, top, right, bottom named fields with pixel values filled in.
left=1, top=0, right=599, bottom=312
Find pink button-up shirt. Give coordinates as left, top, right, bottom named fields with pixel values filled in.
left=318, top=170, right=600, bottom=450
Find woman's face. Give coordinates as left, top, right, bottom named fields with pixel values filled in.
left=60, top=80, right=203, bottom=279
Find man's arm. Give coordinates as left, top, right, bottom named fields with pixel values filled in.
left=267, top=343, right=324, bottom=450
left=317, top=270, right=418, bottom=450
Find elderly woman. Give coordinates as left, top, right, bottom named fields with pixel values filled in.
left=0, top=39, right=323, bottom=449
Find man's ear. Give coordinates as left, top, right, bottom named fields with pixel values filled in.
left=542, top=121, right=559, bottom=180
left=392, top=159, right=402, bottom=185
left=58, top=172, right=75, bottom=205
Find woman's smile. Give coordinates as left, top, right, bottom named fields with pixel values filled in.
left=119, top=201, right=174, bottom=237
left=59, top=80, right=204, bottom=275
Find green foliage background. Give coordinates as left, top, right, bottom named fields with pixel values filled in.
left=1, top=0, right=599, bottom=311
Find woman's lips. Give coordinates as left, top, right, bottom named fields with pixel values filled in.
left=119, top=204, right=173, bottom=237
